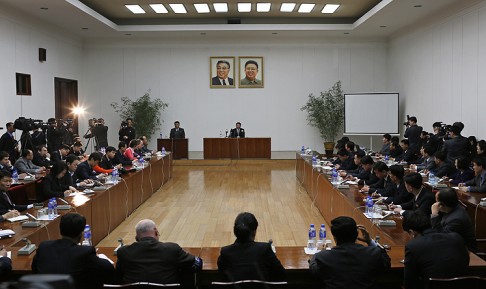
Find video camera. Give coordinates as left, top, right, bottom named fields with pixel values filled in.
left=14, top=117, right=48, bottom=131
left=121, top=121, right=128, bottom=128
left=403, top=115, right=410, bottom=126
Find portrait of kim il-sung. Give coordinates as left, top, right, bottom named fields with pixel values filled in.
left=239, top=57, right=264, bottom=88
left=210, top=57, right=235, bottom=88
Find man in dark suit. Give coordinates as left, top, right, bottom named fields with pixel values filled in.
left=0, top=122, right=19, bottom=163
left=211, top=60, right=234, bottom=86
left=459, top=156, right=486, bottom=193
left=118, top=118, right=136, bottom=146
left=32, top=213, right=114, bottom=289
left=50, top=144, right=70, bottom=162
left=169, top=121, right=185, bottom=139
left=360, top=161, right=389, bottom=193
left=392, top=172, right=435, bottom=217
left=0, top=151, right=13, bottom=176
left=33, top=145, right=53, bottom=168
left=116, top=219, right=202, bottom=284
left=430, top=150, right=455, bottom=178
left=402, top=211, right=469, bottom=289
left=75, top=152, right=102, bottom=181
left=0, top=245, right=12, bottom=278
left=378, top=165, right=413, bottom=205
left=0, top=171, right=29, bottom=221
left=309, top=216, right=390, bottom=289
left=441, top=124, right=470, bottom=163
left=398, top=139, right=418, bottom=163
left=334, top=149, right=358, bottom=171
left=431, top=188, right=477, bottom=252
left=404, top=116, right=423, bottom=153
left=113, top=142, right=133, bottom=166
left=229, top=122, right=245, bottom=138
left=218, top=212, right=285, bottom=282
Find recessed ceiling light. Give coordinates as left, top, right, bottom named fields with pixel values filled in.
left=125, top=33, right=132, bottom=36
left=194, top=3, right=210, bottom=13
left=322, top=4, right=340, bottom=14
left=213, top=3, right=228, bottom=12
left=414, top=5, right=423, bottom=8
left=81, top=27, right=89, bottom=30
left=169, top=4, right=187, bottom=14
left=298, top=3, right=315, bottom=13
left=150, top=4, right=168, bottom=13
left=343, top=32, right=350, bottom=35
left=40, top=7, right=48, bottom=10
left=380, top=25, right=387, bottom=28
left=125, top=5, right=145, bottom=14
left=257, top=3, right=271, bottom=12
left=200, top=32, right=207, bottom=35
left=280, top=3, right=296, bottom=12
left=272, top=32, right=278, bottom=35
left=238, top=3, right=252, bottom=12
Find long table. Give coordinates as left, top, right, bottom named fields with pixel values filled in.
left=203, top=138, right=271, bottom=159
left=157, top=138, right=188, bottom=159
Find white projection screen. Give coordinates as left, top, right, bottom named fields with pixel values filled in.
left=344, top=93, right=399, bottom=135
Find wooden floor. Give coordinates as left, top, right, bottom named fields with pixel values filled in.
left=98, top=160, right=329, bottom=248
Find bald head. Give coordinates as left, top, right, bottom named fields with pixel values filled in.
left=135, top=219, right=159, bottom=241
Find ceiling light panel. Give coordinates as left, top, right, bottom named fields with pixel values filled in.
left=149, top=4, right=168, bottom=13
left=238, top=3, right=252, bottom=12
left=280, top=3, right=296, bottom=12
left=213, top=3, right=228, bottom=12
left=194, top=3, right=210, bottom=13
left=322, top=4, right=340, bottom=14
left=125, top=5, right=145, bottom=14
left=169, top=3, right=187, bottom=13
left=257, top=3, right=271, bottom=12
left=298, top=3, right=315, bottom=13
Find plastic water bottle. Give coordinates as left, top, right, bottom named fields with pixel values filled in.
left=312, top=155, right=318, bottom=166
left=82, top=225, right=92, bottom=246
left=318, top=224, right=326, bottom=249
left=159, top=132, right=163, bottom=139
left=12, top=168, right=18, bottom=183
left=48, top=200, right=54, bottom=219
left=111, top=169, right=117, bottom=183
left=307, top=224, right=316, bottom=250
left=52, top=198, right=58, bottom=216
left=384, top=155, right=389, bottom=163
left=161, top=147, right=166, bottom=156
left=301, top=146, right=305, bottom=155
left=366, top=197, right=374, bottom=217
left=331, top=168, right=338, bottom=184
left=429, top=171, right=437, bottom=186
left=139, top=156, right=145, bottom=166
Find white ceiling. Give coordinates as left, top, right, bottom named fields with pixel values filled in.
left=0, top=0, right=482, bottom=42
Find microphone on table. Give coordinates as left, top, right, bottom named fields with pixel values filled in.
left=22, top=213, right=41, bottom=228
left=57, top=198, right=72, bottom=210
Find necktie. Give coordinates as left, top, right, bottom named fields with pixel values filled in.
left=237, top=129, right=240, bottom=136
left=222, top=79, right=227, bottom=85
left=2, top=192, right=13, bottom=208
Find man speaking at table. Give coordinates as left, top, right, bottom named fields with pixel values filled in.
left=230, top=122, right=245, bottom=138
left=169, top=121, right=185, bottom=139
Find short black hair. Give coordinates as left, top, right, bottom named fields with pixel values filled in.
left=236, top=122, right=241, bottom=126
left=174, top=121, right=180, bottom=125
left=372, top=161, right=389, bottom=173
left=360, top=155, right=374, bottom=165
left=0, top=151, right=8, bottom=159
left=450, top=124, right=461, bottom=135
left=434, top=151, right=447, bottom=162
left=433, top=122, right=442, bottom=128
left=355, top=150, right=366, bottom=158
left=21, top=149, right=32, bottom=158
left=409, top=116, right=417, bottom=123
left=404, top=172, right=423, bottom=189
left=383, top=133, right=391, bottom=141
left=60, top=144, right=70, bottom=151
left=126, top=118, right=133, bottom=122
left=423, top=145, right=435, bottom=156
left=129, top=139, right=140, bottom=148
left=50, top=161, right=68, bottom=177
left=478, top=140, right=486, bottom=152
left=88, top=152, right=102, bottom=161
left=60, top=213, right=86, bottom=239
left=0, top=170, right=12, bottom=180
left=400, top=139, right=409, bottom=146
left=389, top=165, right=404, bottom=179
left=473, top=157, right=486, bottom=169
left=73, top=142, right=82, bottom=148
left=216, top=60, right=230, bottom=69
left=118, top=141, right=127, bottom=149
left=345, top=141, right=355, bottom=151
left=337, top=149, right=349, bottom=157
left=233, top=212, right=258, bottom=241
left=36, top=145, right=47, bottom=152
left=437, top=188, right=459, bottom=208
left=65, top=154, right=78, bottom=165
left=391, top=136, right=399, bottom=143
left=244, top=60, right=258, bottom=69
left=331, top=216, right=358, bottom=244
left=105, top=146, right=116, bottom=153
left=455, top=157, right=470, bottom=170
left=402, top=210, right=431, bottom=234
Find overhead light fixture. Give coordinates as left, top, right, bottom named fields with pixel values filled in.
left=257, top=3, right=271, bottom=12
left=125, top=4, right=145, bottom=14
left=194, top=3, right=210, bottom=13
left=238, top=3, right=251, bottom=12
left=280, top=3, right=296, bottom=12
left=169, top=4, right=187, bottom=13
left=298, top=3, right=315, bottom=13
left=40, top=7, right=48, bottom=10
left=322, top=4, right=339, bottom=14
left=150, top=4, right=168, bottom=13
left=413, top=5, right=423, bottom=8
left=213, top=3, right=228, bottom=12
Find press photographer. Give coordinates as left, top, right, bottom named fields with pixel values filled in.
left=83, top=118, right=108, bottom=150
left=403, top=115, right=423, bottom=154
left=46, top=118, right=64, bottom=153
left=118, top=118, right=136, bottom=146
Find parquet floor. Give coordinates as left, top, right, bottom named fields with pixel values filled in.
left=98, top=160, right=328, bottom=248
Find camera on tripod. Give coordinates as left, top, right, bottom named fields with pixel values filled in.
left=14, top=117, right=48, bottom=131
left=403, top=114, right=410, bottom=126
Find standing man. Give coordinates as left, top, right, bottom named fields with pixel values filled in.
left=309, top=216, right=390, bottom=289
left=118, top=118, right=136, bottom=146
left=116, top=219, right=202, bottom=284
left=442, top=124, right=470, bottom=163
left=169, top=121, right=185, bottom=139
left=212, top=60, right=234, bottom=86
left=0, top=122, right=19, bottom=163
left=240, top=60, right=262, bottom=85
left=46, top=118, right=63, bottom=153
left=404, top=116, right=423, bottom=154
left=230, top=122, right=245, bottom=138
left=92, top=118, right=109, bottom=149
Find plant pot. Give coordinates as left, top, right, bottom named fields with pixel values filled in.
left=324, top=142, right=335, bottom=157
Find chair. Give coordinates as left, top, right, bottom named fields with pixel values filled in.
left=104, top=283, right=180, bottom=288
left=7, top=184, right=29, bottom=205
left=211, top=280, right=288, bottom=289
left=428, top=276, right=486, bottom=289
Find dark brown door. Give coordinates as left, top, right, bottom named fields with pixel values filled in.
left=54, top=77, right=78, bottom=134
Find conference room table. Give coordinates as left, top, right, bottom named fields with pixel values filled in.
left=157, top=138, right=189, bottom=159
left=203, top=137, right=271, bottom=159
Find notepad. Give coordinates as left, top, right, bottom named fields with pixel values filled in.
left=7, top=215, right=29, bottom=222
left=0, top=229, right=15, bottom=237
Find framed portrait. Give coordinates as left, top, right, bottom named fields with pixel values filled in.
left=210, top=57, right=235, bottom=88
left=239, top=56, right=264, bottom=88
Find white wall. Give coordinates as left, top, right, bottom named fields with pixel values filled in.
left=82, top=41, right=388, bottom=155
left=388, top=1, right=486, bottom=140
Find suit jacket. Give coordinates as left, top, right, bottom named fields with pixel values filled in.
left=0, top=132, right=16, bottom=155
left=33, top=153, right=52, bottom=168
left=63, top=171, right=80, bottom=188
left=431, top=205, right=477, bottom=252
left=379, top=143, right=391, bottom=156
left=92, top=125, right=109, bottom=148
left=415, top=156, right=436, bottom=171
left=399, top=149, right=418, bottom=164
left=170, top=128, right=185, bottom=139
left=401, top=187, right=435, bottom=217
left=390, top=145, right=403, bottom=159
left=373, top=176, right=394, bottom=195
left=41, top=174, right=69, bottom=201
left=383, top=181, right=414, bottom=205
left=0, top=191, right=28, bottom=216
left=229, top=128, right=245, bottom=138
left=118, top=127, right=136, bottom=146
left=75, top=161, right=97, bottom=181
left=50, top=150, right=64, bottom=163
left=217, top=240, right=285, bottom=282
left=113, top=151, right=132, bottom=166
left=212, top=77, right=234, bottom=85
left=116, top=237, right=200, bottom=284
left=32, top=238, right=114, bottom=289
left=442, top=135, right=470, bottom=163
left=404, top=230, right=469, bottom=289
left=449, top=169, right=474, bottom=185
left=310, top=242, right=390, bottom=289
left=464, top=172, right=486, bottom=193
left=14, top=157, right=41, bottom=174
left=430, top=161, right=456, bottom=178
left=99, top=155, right=115, bottom=170
left=338, top=156, right=358, bottom=171
left=404, top=125, right=423, bottom=151
left=0, top=256, right=12, bottom=278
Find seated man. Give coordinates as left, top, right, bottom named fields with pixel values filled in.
left=389, top=140, right=403, bottom=159
left=360, top=161, right=390, bottom=193
left=374, top=165, right=413, bottom=205
left=344, top=155, right=374, bottom=183
left=309, top=216, right=390, bottom=289
left=448, top=157, right=474, bottom=185
left=32, top=145, right=53, bottom=168
left=69, top=141, right=86, bottom=160
left=32, top=213, right=114, bottom=289
left=98, top=146, right=122, bottom=173
left=14, top=149, right=46, bottom=175
left=430, top=150, right=455, bottom=178
left=113, top=141, right=133, bottom=166
left=402, top=211, right=469, bottom=289
left=431, top=188, right=477, bottom=252
left=379, top=133, right=391, bottom=156
left=135, top=136, right=152, bottom=155
left=0, top=171, right=30, bottom=221
left=398, top=139, right=418, bottom=163
left=0, top=151, right=13, bottom=175
left=229, top=122, right=245, bottom=138
left=459, top=157, right=486, bottom=193
left=116, top=219, right=202, bottom=284
left=50, top=144, right=70, bottom=162
left=75, top=152, right=104, bottom=181
left=64, top=155, right=93, bottom=188
left=391, top=172, right=435, bottom=217
left=410, top=145, right=436, bottom=172
left=334, top=149, right=357, bottom=171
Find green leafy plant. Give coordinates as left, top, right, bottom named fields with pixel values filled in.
left=300, top=81, right=344, bottom=143
left=111, top=90, right=168, bottom=141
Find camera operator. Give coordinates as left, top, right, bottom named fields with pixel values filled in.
left=46, top=118, right=63, bottom=153
left=84, top=118, right=108, bottom=150
left=31, top=127, right=47, bottom=149
left=59, top=119, right=74, bottom=146
left=404, top=116, right=423, bottom=155
left=118, top=118, right=136, bottom=146
left=0, top=122, right=20, bottom=163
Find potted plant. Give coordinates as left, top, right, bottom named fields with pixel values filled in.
left=301, top=81, right=344, bottom=156
left=111, top=90, right=169, bottom=142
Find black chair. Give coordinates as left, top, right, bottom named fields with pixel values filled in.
left=211, top=280, right=287, bottom=289
left=428, top=276, right=486, bottom=289
left=104, top=283, right=180, bottom=288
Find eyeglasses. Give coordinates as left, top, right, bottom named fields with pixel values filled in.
left=217, top=66, right=229, bottom=70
